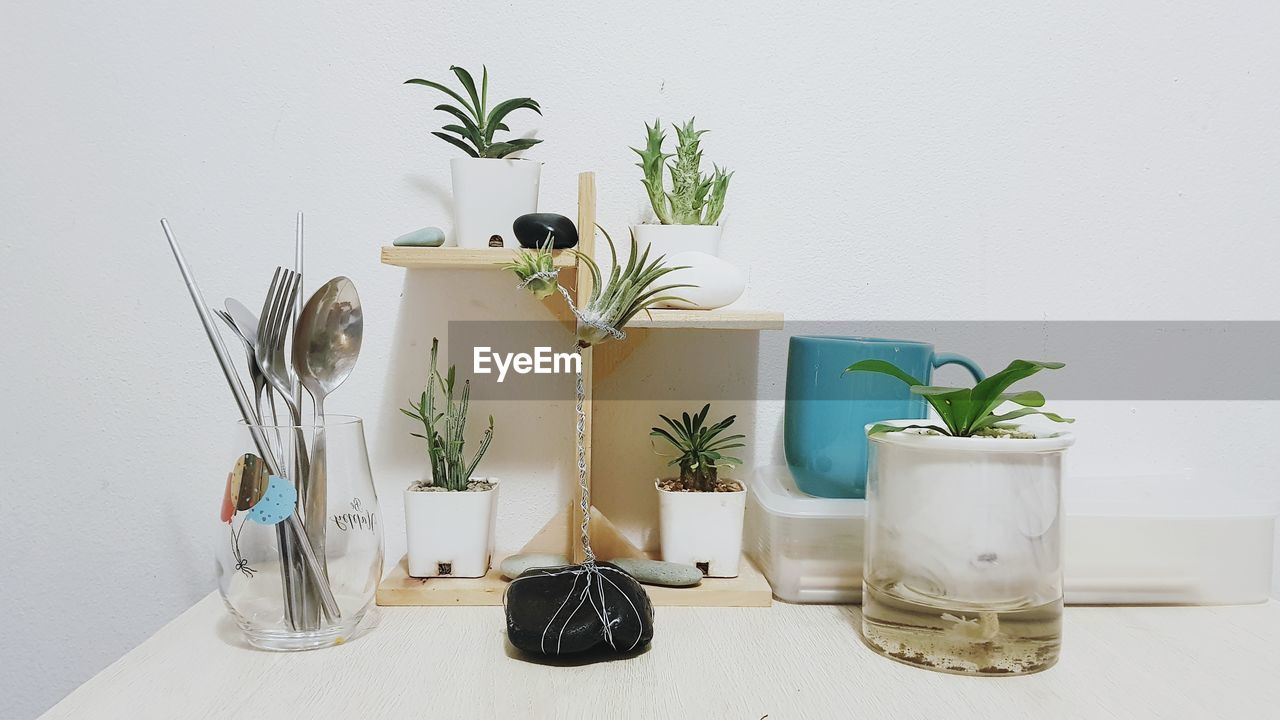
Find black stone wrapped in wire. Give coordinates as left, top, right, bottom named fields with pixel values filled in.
left=505, top=562, right=654, bottom=655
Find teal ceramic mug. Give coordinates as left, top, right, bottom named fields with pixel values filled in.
left=784, top=336, right=984, bottom=498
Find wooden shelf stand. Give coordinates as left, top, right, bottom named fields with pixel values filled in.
left=377, top=171, right=781, bottom=607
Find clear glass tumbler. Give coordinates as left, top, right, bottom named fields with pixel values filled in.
left=217, top=415, right=382, bottom=650
left=861, top=428, right=1073, bottom=675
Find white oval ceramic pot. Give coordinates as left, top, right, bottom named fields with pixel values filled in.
left=450, top=158, right=541, bottom=248
left=656, top=480, right=746, bottom=577
left=632, top=223, right=723, bottom=258
left=655, top=251, right=745, bottom=310
left=403, top=478, right=499, bottom=578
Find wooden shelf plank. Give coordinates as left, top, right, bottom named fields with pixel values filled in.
left=376, top=554, right=773, bottom=607
left=628, top=308, right=783, bottom=330
left=381, top=246, right=576, bottom=269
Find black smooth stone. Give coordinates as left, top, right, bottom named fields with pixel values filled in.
left=505, top=562, right=654, bottom=657
left=514, top=213, right=578, bottom=249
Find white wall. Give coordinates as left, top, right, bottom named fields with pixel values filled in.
left=3, top=1, right=1279, bottom=716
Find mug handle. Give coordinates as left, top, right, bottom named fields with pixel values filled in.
left=933, top=352, right=985, bottom=382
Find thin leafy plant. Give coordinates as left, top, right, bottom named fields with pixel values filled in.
left=402, top=338, right=495, bottom=491
left=504, top=235, right=559, bottom=300
left=570, top=226, right=692, bottom=348
left=632, top=118, right=732, bottom=225
left=843, top=359, right=1074, bottom=437
left=405, top=65, right=541, bottom=158
left=650, top=404, right=746, bottom=492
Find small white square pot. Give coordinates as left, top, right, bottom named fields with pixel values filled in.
left=656, top=479, right=746, bottom=577
left=632, top=223, right=723, bottom=258
left=403, top=479, right=498, bottom=578
left=450, top=157, right=541, bottom=248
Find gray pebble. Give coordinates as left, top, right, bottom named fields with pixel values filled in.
left=611, top=558, right=703, bottom=587
left=393, top=227, right=446, bottom=247
left=500, top=552, right=570, bottom=579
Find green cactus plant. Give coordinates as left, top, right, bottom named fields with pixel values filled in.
left=402, top=338, right=495, bottom=491
left=631, top=118, right=733, bottom=225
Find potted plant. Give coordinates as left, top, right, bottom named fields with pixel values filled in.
left=405, top=66, right=542, bottom=248
left=651, top=403, right=747, bottom=577
left=630, top=118, right=733, bottom=258
left=844, top=358, right=1075, bottom=675
left=401, top=338, right=496, bottom=578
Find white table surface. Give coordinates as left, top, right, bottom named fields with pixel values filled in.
left=42, top=595, right=1280, bottom=719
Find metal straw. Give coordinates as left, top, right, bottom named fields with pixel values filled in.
left=160, top=219, right=340, bottom=621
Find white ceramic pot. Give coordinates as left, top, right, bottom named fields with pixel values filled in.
left=450, top=158, right=541, bottom=248
left=656, top=480, right=746, bottom=577
left=632, top=223, right=723, bottom=258
left=403, top=478, right=499, bottom=578
left=655, top=251, right=745, bottom=310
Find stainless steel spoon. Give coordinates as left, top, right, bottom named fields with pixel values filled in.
left=291, top=277, right=363, bottom=581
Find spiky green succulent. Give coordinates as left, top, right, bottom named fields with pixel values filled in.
left=505, top=236, right=559, bottom=300
left=401, top=338, right=494, bottom=491
left=650, top=403, right=746, bottom=492
left=631, top=118, right=732, bottom=225
left=405, top=65, right=541, bottom=159
left=570, top=227, right=691, bottom=348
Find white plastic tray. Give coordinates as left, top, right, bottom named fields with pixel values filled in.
left=746, top=467, right=1278, bottom=605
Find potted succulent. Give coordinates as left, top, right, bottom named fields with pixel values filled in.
left=651, top=404, right=747, bottom=577
left=401, top=338, right=497, bottom=578
left=405, top=66, right=542, bottom=248
left=630, top=118, right=732, bottom=258
left=844, top=358, right=1075, bottom=675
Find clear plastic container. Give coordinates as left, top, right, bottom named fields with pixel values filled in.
left=747, top=467, right=1278, bottom=606
left=745, top=466, right=866, bottom=603
left=1064, top=474, right=1279, bottom=605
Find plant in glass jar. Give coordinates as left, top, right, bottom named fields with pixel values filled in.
left=401, top=337, right=497, bottom=578
left=405, top=65, right=543, bottom=248
left=844, top=358, right=1075, bottom=675
left=650, top=403, right=748, bottom=577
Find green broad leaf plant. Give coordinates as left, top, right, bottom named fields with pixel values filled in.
left=632, top=118, right=732, bottom=226
left=405, top=65, right=542, bottom=158
left=650, top=404, right=746, bottom=492
left=571, top=226, right=692, bottom=348
left=402, top=338, right=495, bottom=491
left=843, top=359, right=1075, bottom=437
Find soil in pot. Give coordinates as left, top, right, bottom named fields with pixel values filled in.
left=408, top=479, right=494, bottom=492
left=657, top=478, right=743, bottom=493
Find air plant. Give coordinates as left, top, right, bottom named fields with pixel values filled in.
left=405, top=65, right=541, bottom=159
left=650, top=404, right=746, bottom=492
left=632, top=118, right=732, bottom=225
left=570, top=227, right=692, bottom=348
left=402, top=338, right=494, bottom=491
left=505, top=236, right=559, bottom=300
left=843, top=359, right=1075, bottom=437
